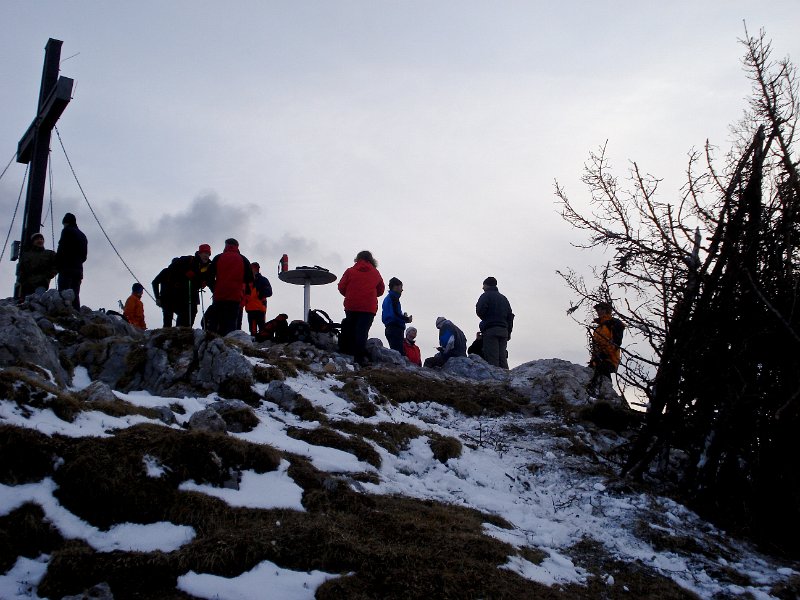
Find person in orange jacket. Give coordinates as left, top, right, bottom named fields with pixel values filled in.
left=338, top=250, right=385, bottom=365
left=123, top=282, right=147, bottom=330
left=245, top=262, right=273, bottom=336
left=588, top=301, right=625, bottom=396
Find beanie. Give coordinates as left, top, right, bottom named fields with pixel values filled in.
left=62, top=212, right=76, bottom=225
left=30, top=232, right=45, bottom=242
left=132, top=282, right=144, bottom=293
left=483, top=276, right=497, bottom=287
left=198, top=243, right=211, bottom=254
left=388, top=277, right=402, bottom=288
left=435, top=317, right=446, bottom=328
left=406, top=326, right=417, bottom=339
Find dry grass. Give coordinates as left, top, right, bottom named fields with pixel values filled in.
left=0, top=369, right=82, bottom=422
left=287, top=426, right=382, bottom=468
left=334, top=421, right=423, bottom=455
left=361, top=369, right=529, bottom=416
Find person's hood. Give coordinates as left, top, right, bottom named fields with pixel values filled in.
left=354, top=259, right=375, bottom=272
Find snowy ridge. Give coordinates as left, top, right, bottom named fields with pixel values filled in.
left=1, top=349, right=799, bottom=599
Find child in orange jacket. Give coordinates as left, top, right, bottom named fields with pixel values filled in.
left=124, top=282, right=147, bottom=330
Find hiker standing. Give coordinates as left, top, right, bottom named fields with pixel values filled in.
left=209, top=238, right=254, bottom=336
left=423, top=317, right=467, bottom=368
left=187, top=243, right=214, bottom=327
left=475, top=276, right=514, bottom=369
left=56, top=212, right=88, bottom=310
left=587, top=301, right=625, bottom=396
left=245, top=262, right=273, bottom=336
left=338, top=250, right=385, bottom=366
left=16, top=232, right=58, bottom=298
left=152, top=264, right=177, bottom=328
left=403, top=326, right=422, bottom=366
left=381, top=277, right=412, bottom=354
left=123, top=282, right=147, bottom=330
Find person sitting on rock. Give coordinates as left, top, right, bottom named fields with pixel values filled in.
left=423, top=317, right=467, bottom=368
left=403, top=326, right=422, bottom=366
left=16, top=232, right=58, bottom=298
left=123, top=282, right=147, bottom=330
left=467, top=331, right=484, bottom=358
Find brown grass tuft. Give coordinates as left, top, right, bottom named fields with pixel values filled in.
left=287, top=426, right=381, bottom=468
left=428, top=433, right=463, bottom=463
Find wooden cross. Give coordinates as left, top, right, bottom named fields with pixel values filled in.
left=16, top=38, right=73, bottom=255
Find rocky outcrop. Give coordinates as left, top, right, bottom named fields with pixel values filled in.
left=510, top=358, right=626, bottom=408
left=0, top=300, right=68, bottom=385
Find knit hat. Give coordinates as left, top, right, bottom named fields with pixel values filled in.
left=483, top=276, right=497, bottom=287
left=388, top=277, right=402, bottom=288
left=30, top=232, right=45, bottom=242
left=594, top=301, right=613, bottom=312
left=62, top=212, right=76, bottom=225
left=251, top=262, right=260, bottom=269
left=406, top=326, right=417, bottom=339
left=132, top=282, right=144, bottom=293
left=198, top=243, right=211, bottom=254
left=435, top=317, right=446, bottom=328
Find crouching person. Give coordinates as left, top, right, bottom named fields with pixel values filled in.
left=423, top=317, right=466, bottom=368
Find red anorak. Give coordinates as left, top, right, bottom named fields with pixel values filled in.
left=338, top=260, right=385, bottom=314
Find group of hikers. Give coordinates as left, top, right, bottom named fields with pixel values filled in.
left=15, top=219, right=624, bottom=393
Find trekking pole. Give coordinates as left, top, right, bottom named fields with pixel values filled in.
left=199, top=289, right=206, bottom=331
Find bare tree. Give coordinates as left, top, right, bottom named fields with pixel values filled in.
left=556, top=29, right=800, bottom=553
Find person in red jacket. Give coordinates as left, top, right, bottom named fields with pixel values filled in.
left=338, top=250, right=385, bottom=365
left=403, top=326, right=422, bottom=366
left=208, top=238, right=254, bottom=336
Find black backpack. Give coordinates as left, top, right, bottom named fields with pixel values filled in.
left=287, top=319, right=312, bottom=343
left=307, top=309, right=340, bottom=334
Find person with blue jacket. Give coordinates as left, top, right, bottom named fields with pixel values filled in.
left=423, top=317, right=467, bottom=368
left=381, top=277, right=412, bottom=353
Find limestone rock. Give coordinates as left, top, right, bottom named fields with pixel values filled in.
left=79, top=380, right=117, bottom=404
left=0, top=302, right=67, bottom=385
left=366, top=338, right=407, bottom=366
left=509, top=358, right=627, bottom=408
left=441, top=355, right=508, bottom=382
left=188, top=408, right=227, bottom=433
left=264, top=380, right=302, bottom=412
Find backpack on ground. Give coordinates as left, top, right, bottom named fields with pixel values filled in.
left=287, top=319, right=312, bottom=343
left=307, top=308, right=340, bottom=334
left=256, top=313, right=289, bottom=342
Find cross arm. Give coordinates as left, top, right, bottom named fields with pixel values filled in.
left=17, top=76, right=74, bottom=164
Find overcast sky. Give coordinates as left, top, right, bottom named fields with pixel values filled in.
left=2, top=2, right=798, bottom=367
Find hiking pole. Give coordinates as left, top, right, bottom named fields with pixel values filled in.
left=199, top=288, right=206, bottom=331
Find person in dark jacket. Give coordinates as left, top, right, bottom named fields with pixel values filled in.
left=17, top=232, right=58, bottom=297
left=338, top=250, right=385, bottom=365
left=424, top=317, right=467, bottom=368
left=152, top=265, right=177, bottom=327
left=381, top=277, right=412, bottom=354
left=209, top=238, right=254, bottom=336
left=467, top=332, right=484, bottom=358
left=56, top=212, right=88, bottom=309
left=475, top=276, right=514, bottom=369
left=245, top=262, right=273, bottom=336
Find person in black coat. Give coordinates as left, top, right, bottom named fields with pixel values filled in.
left=56, top=213, right=88, bottom=309
left=475, top=276, right=514, bottom=369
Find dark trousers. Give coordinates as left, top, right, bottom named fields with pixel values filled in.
left=482, top=326, right=509, bottom=369
left=214, top=300, right=241, bottom=336
left=160, top=305, right=174, bottom=328
left=385, top=324, right=405, bottom=354
left=247, top=310, right=266, bottom=336
left=340, top=311, right=375, bottom=364
left=588, top=362, right=615, bottom=396
left=57, top=273, right=82, bottom=309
